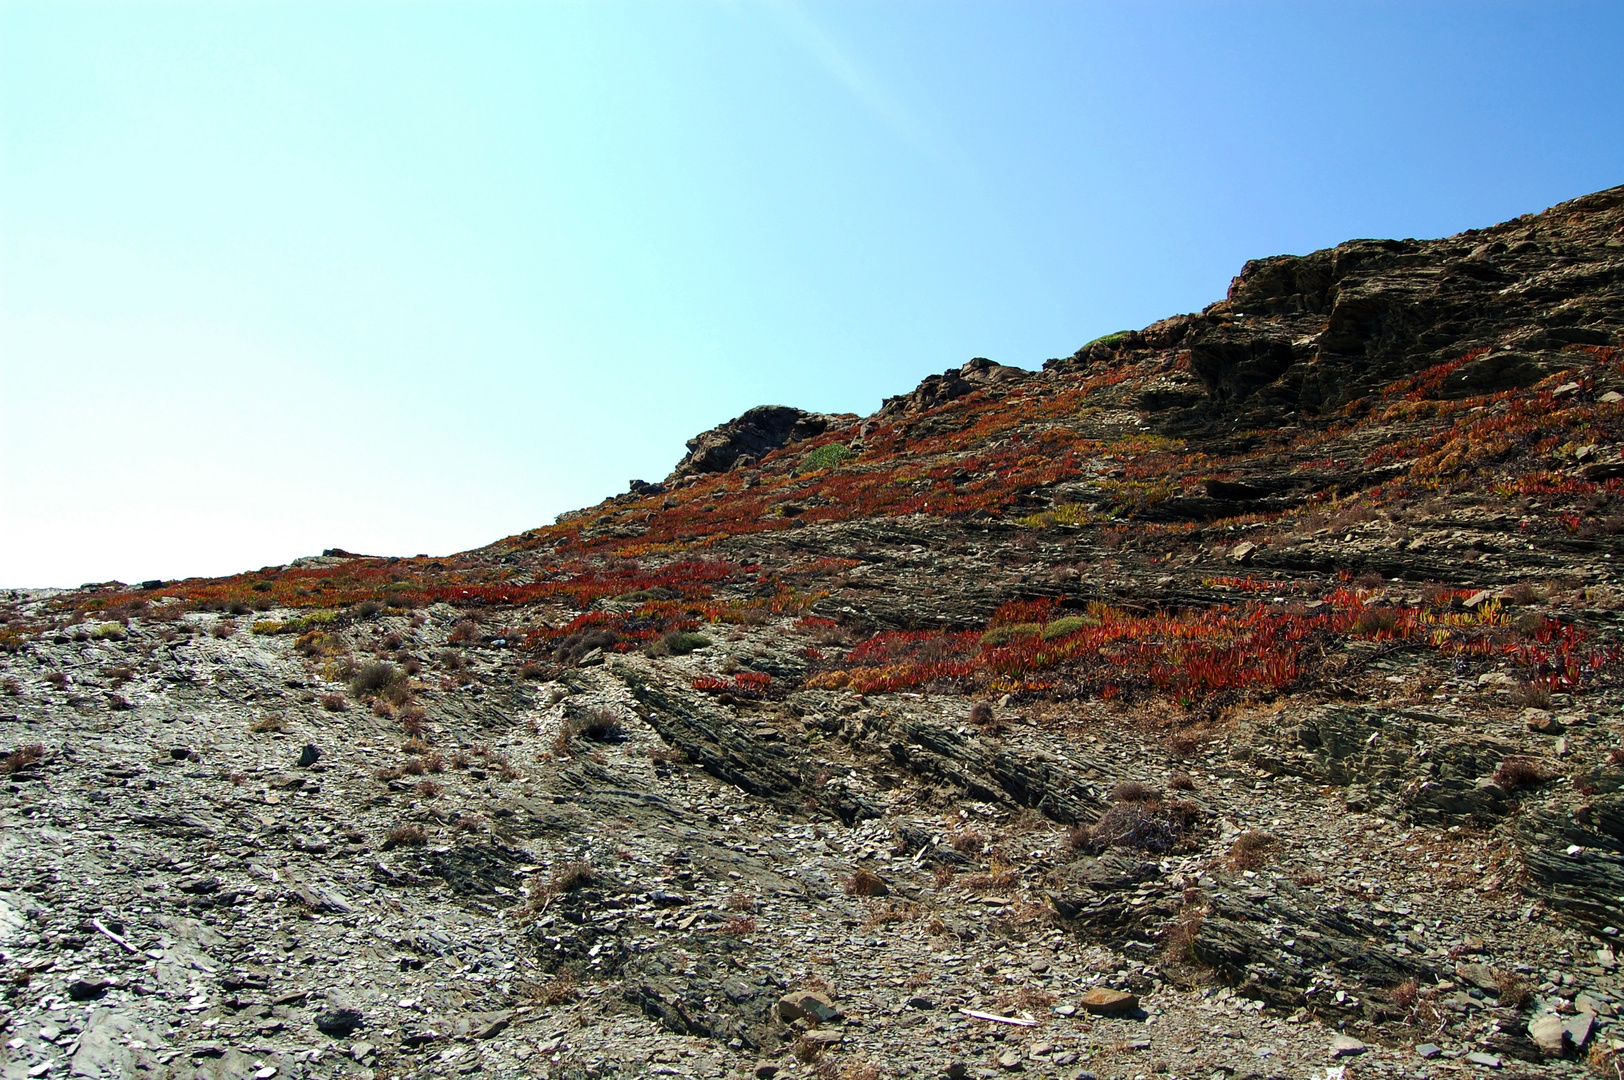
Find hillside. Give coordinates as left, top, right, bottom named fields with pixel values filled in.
left=3, top=184, right=1624, bottom=1080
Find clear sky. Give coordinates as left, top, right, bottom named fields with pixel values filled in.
left=3, top=2, right=1622, bottom=587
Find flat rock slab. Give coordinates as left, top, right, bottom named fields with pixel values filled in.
left=1079, top=988, right=1139, bottom=1015
left=778, top=990, right=839, bottom=1024
left=1330, top=1035, right=1367, bottom=1058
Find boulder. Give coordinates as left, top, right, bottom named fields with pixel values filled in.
left=671, top=406, right=851, bottom=479
left=777, top=990, right=839, bottom=1024
left=1078, top=988, right=1138, bottom=1015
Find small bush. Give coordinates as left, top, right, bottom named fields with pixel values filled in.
left=1168, top=772, right=1195, bottom=791
left=1071, top=803, right=1184, bottom=854
left=551, top=860, right=596, bottom=893
left=351, top=661, right=402, bottom=696
left=1040, top=615, right=1096, bottom=639
left=211, top=619, right=237, bottom=639
left=949, top=830, right=984, bottom=855
left=649, top=630, right=711, bottom=657
left=518, top=661, right=553, bottom=680
left=383, top=823, right=427, bottom=849
left=802, top=442, right=854, bottom=472
left=416, top=779, right=443, bottom=798
left=3, top=744, right=44, bottom=774
left=447, top=619, right=480, bottom=645
left=1228, top=830, right=1276, bottom=870
left=554, top=707, right=625, bottom=755
left=1392, top=977, right=1420, bottom=1011
left=354, top=600, right=383, bottom=619
left=1352, top=607, right=1400, bottom=636
left=319, top=694, right=348, bottom=712
left=1167, top=729, right=1207, bottom=758
left=1162, top=901, right=1205, bottom=964
left=1493, top=756, right=1546, bottom=791
left=294, top=630, right=341, bottom=658
left=1113, top=780, right=1161, bottom=803
left=960, top=863, right=1019, bottom=891
left=979, top=623, right=1041, bottom=646
left=553, top=629, right=618, bottom=665
left=519, top=974, right=578, bottom=1005
left=1511, top=682, right=1553, bottom=710
left=1002, top=986, right=1056, bottom=1010
left=719, top=915, right=756, bottom=936
left=1494, top=970, right=1533, bottom=1009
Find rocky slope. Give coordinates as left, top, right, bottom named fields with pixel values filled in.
left=4, top=185, right=1624, bottom=1080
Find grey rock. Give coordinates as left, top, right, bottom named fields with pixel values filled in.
left=1528, top=1012, right=1567, bottom=1057
left=1329, top=1035, right=1367, bottom=1058
left=314, top=1008, right=364, bottom=1037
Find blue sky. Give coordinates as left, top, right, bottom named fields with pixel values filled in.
left=4, top=1, right=1622, bottom=587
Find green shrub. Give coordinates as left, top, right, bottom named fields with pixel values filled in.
left=1040, top=615, right=1098, bottom=639
left=980, top=622, right=1042, bottom=646
left=1084, top=330, right=1134, bottom=350
left=351, top=661, right=408, bottom=704
left=650, top=630, right=711, bottom=657
left=251, top=609, right=343, bottom=636
left=802, top=443, right=854, bottom=472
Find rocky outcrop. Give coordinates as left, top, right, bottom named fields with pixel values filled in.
left=1047, top=185, right=1624, bottom=416
left=616, top=665, right=880, bottom=825
left=1191, top=877, right=1431, bottom=1007
left=669, top=406, right=851, bottom=478
left=888, top=721, right=1101, bottom=825
left=878, top=357, right=1031, bottom=418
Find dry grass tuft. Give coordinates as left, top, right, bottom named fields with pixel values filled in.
left=551, top=860, right=596, bottom=893
left=3, top=744, right=44, bottom=774
left=1228, top=830, right=1277, bottom=870
left=948, top=830, right=984, bottom=855
left=383, top=823, right=427, bottom=849
left=1113, top=780, right=1161, bottom=803
left=1494, top=756, right=1547, bottom=791
left=1494, top=970, right=1533, bottom=1009
left=553, top=707, right=625, bottom=756
left=517, top=973, right=578, bottom=1005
